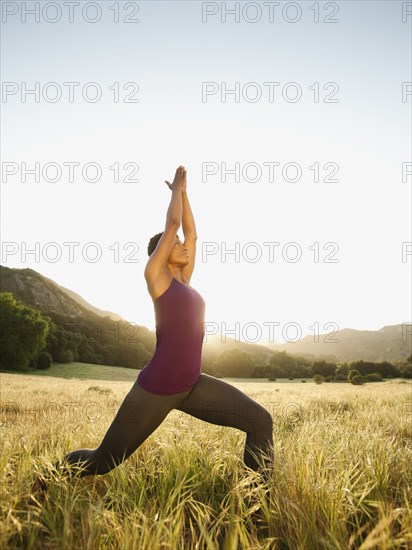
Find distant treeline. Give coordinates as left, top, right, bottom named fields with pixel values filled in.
left=253, top=353, right=412, bottom=379
left=203, top=348, right=412, bottom=381
left=1, top=291, right=411, bottom=381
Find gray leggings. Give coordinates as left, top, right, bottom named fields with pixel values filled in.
left=58, top=373, right=274, bottom=477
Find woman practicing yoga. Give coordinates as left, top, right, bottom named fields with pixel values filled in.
left=32, top=165, right=274, bottom=495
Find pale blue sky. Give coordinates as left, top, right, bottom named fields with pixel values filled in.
left=1, top=1, right=411, bottom=344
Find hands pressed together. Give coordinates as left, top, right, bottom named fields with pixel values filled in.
left=165, top=165, right=187, bottom=192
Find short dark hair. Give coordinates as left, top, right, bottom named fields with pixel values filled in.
left=147, top=231, right=164, bottom=257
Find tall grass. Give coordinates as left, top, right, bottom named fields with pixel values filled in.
left=1, top=368, right=411, bottom=549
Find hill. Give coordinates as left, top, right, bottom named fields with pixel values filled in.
left=275, top=324, right=411, bottom=362
left=0, top=265, right=154, bottom=370
left=1, top=265, right=410, bottom=370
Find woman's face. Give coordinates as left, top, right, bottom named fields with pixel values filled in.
left=169, top=235, right=189, bottom=264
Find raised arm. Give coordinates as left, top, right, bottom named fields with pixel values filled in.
left=164, top=168, right=197, bottom=239
left=144, top=166, right=185, bottom=278
left=180, top=179, right=197, bottom=283
left=181, top=190, right=198, bottom=239
left=164, top=168, right=197, bottom=283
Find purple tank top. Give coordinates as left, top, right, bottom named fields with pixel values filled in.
left=137, top=277, right=206, bottom=395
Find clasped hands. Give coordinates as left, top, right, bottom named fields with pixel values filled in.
left=165, top=165, right=187, bottom=192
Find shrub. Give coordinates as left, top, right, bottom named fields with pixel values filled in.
left=35, top=351, right=52, bottom=370
left=301, top=379, right=306, bottom=383
left=351, top=374, right=367, bottom=385
left=314, top=374, right=324, bottom=385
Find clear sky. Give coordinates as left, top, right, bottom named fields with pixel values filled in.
left=1, top=0, right=411, bottom=345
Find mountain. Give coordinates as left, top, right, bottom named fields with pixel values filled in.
left=43, top=276, right=123, bottom=322
left=0, top=265, right=410, bottom=365
left=267, top=324, right=411, bottom=362
left=0, top=265, right=123, bottom=321
left=0, top=265, right=155, bottom=370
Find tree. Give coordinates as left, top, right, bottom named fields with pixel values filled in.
left=399, top=363, right=412, bottom=379
left=312, top=360, right=336, bottom=377
left=0, top=292, right=52, bottom=371
left=254, top=366, right=266, bottom=378
left=59, top=349, right=74, bottom=363
left=269, top=351, right=296, bottom=377
left=350, top=360, right=398, bottom=378
left=336, top=363, right=350, bottom=377
left=270, top=365, right=287, bottom=378
left=348, top=369, right=359, bottom=382
left=213, top=348, right=256, bottom=377
left=45, top=324, right=67, bottom=361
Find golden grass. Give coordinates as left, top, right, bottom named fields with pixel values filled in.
left=1, top=368, right=411, bottom=549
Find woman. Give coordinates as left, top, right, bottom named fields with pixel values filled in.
left=32, top=166, right=274, bottom=496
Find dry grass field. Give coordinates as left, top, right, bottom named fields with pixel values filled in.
left=1, top=364, right=411, bottom=549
